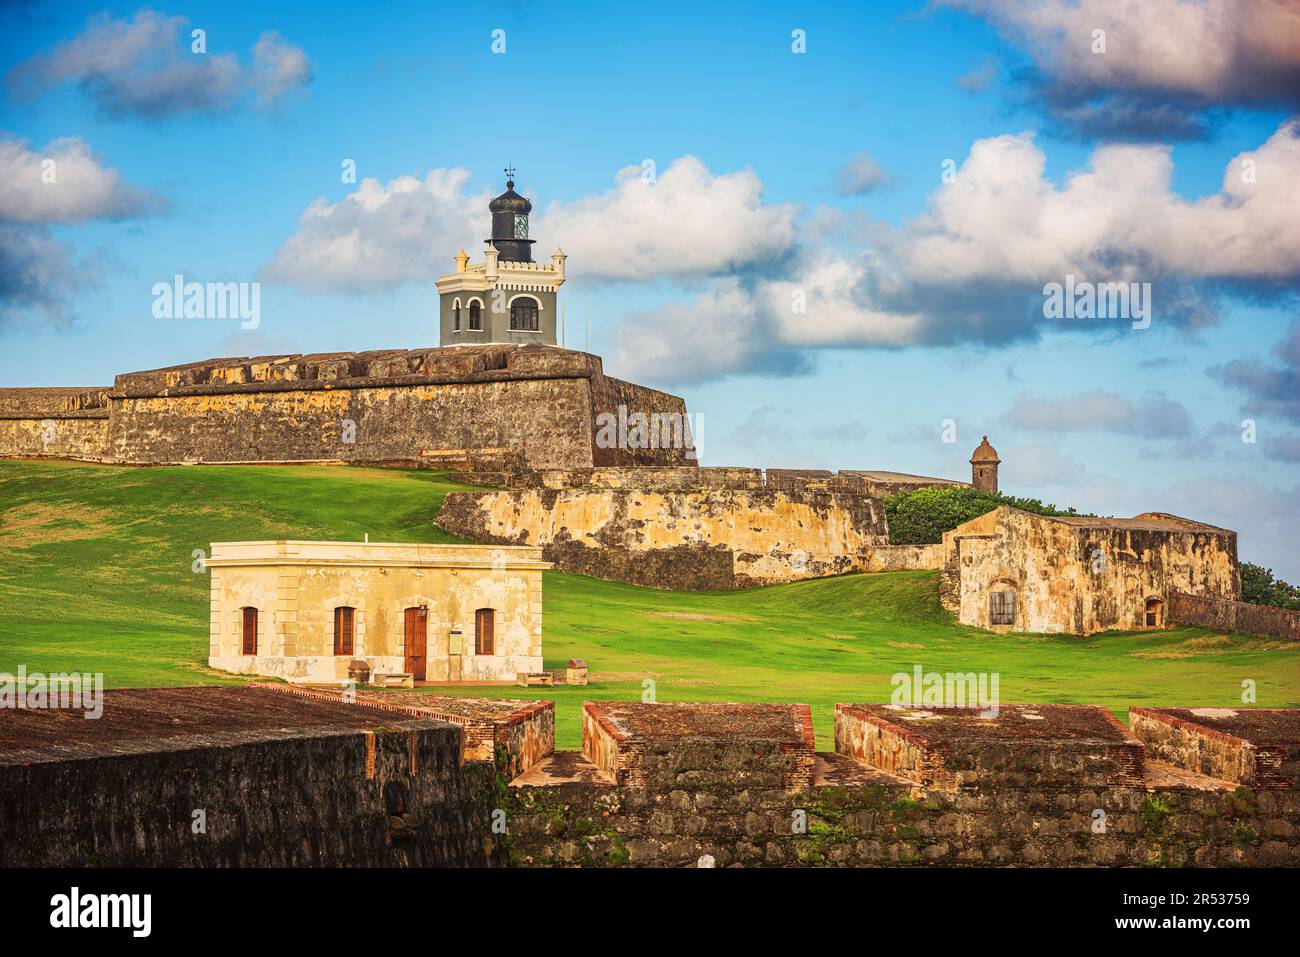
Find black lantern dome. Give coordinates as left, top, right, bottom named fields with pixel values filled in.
left=487, top=170, right=535, bottom=262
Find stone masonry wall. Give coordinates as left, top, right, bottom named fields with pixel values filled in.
left=0, top=416, right=110, bottom=460
left=436, top=486, right=890, bottom=589
left=1168, top=592, right=1300, bottom=641
left=0, top=722, right=493, bottom=867
left=0, top=346, right=692, bottom=470
left=0, top=387, right=112, bottom=461
left=505, top=765, right=1299, bottom=867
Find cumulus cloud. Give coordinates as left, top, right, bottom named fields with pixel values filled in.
left=251, top=31, right=313, bottom=107
left=534, top=157, right=798, bottom=281
left=1004, top=390, right=1194, bottom=439
left=6, top=10, right=310, bottom=119
left=942, top=0, right=1300, bottom=139
left=0, top=136, right=166, bottom=223
left=613, top=120, right=1300, bottom=383
left=833, top=153, right=892, bottom=195
left=0, top=136, right=164, bottom=327
left=261, top=169, right=487, bottom=290
left=264, top=156, right=799, bottom=291
left=1210, top=320, right=1300, bottom=424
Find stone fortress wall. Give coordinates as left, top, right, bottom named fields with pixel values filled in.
left=0, top=345, right=691, bottom=470
left=436, top=466, right=958, bottom=590
left=4, top=688, right=1297, bottom=868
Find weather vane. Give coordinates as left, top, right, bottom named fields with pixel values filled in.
left=504, top=164, right=516, bottom=181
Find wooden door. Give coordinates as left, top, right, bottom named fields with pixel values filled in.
left=241, top=607, right=258, bottom=655
left=404, top=607, right=427, bottom=680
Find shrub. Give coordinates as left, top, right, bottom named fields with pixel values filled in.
left=883, top=486, right=1085, bottom=545
left=1240, top=563, right=1300, bottom=610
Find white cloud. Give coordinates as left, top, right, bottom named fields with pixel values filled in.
left=534, top=156, right=798, bottom=281
left=261, top=169, right=487, bottom=291
left=251, top=31, right=313, bottom=107
left=0, top=136, right=162, bottom=327
left=264, top=156, right=800, bottom=291
left=614, top=119, right=1300, bottom=383
left=0, top=136, right=166, bottom=223
left=946, top=0, right=1300, bottom=105
left=943, top=0, right=1300, bottom=137
left=6, top=11, right=310, bottom=118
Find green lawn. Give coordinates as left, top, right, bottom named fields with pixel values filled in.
left=2, top=459, right=1297, bottom=749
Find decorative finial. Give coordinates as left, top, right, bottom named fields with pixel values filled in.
left=504, top=164, right=516, bottom=187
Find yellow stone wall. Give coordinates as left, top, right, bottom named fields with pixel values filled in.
left=207, top=541, right=548, bottom=682
left=942, top=508, right=1239, bottom=635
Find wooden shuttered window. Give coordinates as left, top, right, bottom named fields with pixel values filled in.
left=334, top=606, right=355, bottom=656
left=989, top=591, right=1016, bottom=626
left=474, top=608, right=495, bottom=655
left=241, top=607, right=258, bottom=655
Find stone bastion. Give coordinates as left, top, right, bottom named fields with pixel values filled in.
left=3, top=687, right=1296, bottom=868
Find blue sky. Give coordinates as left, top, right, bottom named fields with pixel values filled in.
left=2, top=0, right=1298, bottom=576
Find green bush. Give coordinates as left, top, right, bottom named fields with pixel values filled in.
left=883, top=486, right=1085, bottom=545
left=1240, top=563, right=1300, bottom=610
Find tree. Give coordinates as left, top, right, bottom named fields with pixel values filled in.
left=884, top=486, right=1084, bottom=545
left=1240, top=563, right=1300, bottom=610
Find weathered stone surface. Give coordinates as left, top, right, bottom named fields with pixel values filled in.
left=206, top=540, right=549, bottom=683
left=0, top=345, right=692, bottom=469
left=252, top=684, right=554, bottom=778
left=0, top=686, right=494, bottom=867
left=582, top=701, right=817, bottom=791
left=437, top=486, right=890, bottom=590
left=1168, top=592, right=1300, bottom=641
left=941, top=507, right=1239, bottom=635
left=835, top=703, right=1145, bottom=791
left=1131, top=707, right=1300, bottom=789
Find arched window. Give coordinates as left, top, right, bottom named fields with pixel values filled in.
left=475, top=608, right=495, bottom=655
left=509, top=297, right=539, bottom=331
left=469, top=300, right=482, bottom=330
left=334, top=606, right=356, bottom=656
left=452, top=299, right=461, bottom=331
left=241, top=607, right=258, bottom=655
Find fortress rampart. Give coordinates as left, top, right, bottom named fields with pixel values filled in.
left=436, top=466, right=960, bottom=590
left=0, top=345, right=690, bottom=470
left=4, top=689, right=1296, bottom=868
left=437, top=484, right=897, bottom=589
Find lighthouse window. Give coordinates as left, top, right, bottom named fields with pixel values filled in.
left=510, top=298, right=539, bottom=331
left=469, top=300, right=482, bottom=330
left=452, top=300, right=461, bottom=331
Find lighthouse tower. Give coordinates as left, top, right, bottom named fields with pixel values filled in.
left=435, top=168, right=567, bottom=346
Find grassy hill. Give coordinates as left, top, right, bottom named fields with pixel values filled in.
left=2, top=459, right=1296, bottom=749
